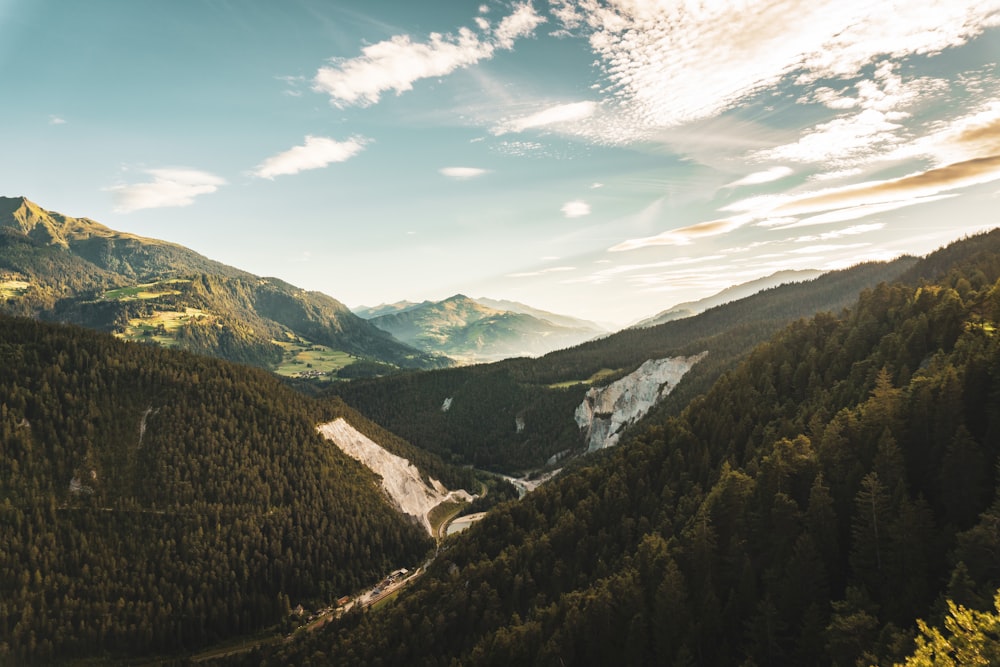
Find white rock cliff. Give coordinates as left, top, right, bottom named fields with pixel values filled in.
left=316, top=418, right=473, bottom=536
left=575, top=353, right=706, bottom=451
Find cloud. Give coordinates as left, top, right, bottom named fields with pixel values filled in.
left=106, top=169, right=225, bottom=213
left=440, top=166, right=489, bottom=179
left=773, top=195, right=957, bottom=229
left=313, top=3, right=543, bottom=107
left=253, top=136, right=368, bottom=179
left=551, top=0, right=1000, bottom=129
left=773, top=155, right=1000, bottom=215
left=609, top=215, right=752, bottom=252
left=722, top=154, right=1000, bottom=230
left=492, top=100, right=598, bottom=135
left=48, top=115, right=66, bottom=125
left=507, top=266, right=575, bottom=278
left=561, top=200, right=591, bottom=218
left=726, top=166, right=794, bottom=187
left=794, top=223, right=885, bottom=242
left=750, top=63, right=949, bottom=168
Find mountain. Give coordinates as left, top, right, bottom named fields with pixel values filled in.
left=258, top=228, right=1000, bottom=667
left=330, top=257, right=914, bottom=473
left=0, top=196, right=449, bottom=376
left=366, top=294, right=606, bottom=363
left=631, top=269, right=824, bottom=328
left=473, top=296, right=611, bottom=331
left=353, top=300, right=424, bottom=319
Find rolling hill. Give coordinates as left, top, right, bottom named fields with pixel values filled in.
left=0, top=196, right=449, bottom=376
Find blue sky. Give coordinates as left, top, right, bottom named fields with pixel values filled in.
left=2, top=0, right=999, bottom=325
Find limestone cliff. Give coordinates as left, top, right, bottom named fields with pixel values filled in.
left=575, top=354, right=706, bottom=451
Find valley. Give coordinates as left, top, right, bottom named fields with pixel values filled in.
left=3, top=198, right=1000, bottom=667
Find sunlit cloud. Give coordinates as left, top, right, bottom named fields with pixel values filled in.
left=773, top=155, right=1000, bottom=216
left=106, top=169, right=225, bottom=213
left=722, top=155, right=1000, bottom=230
left=253, top=136, right=368, bottom=179
left=773, top=195, right=957, bottom=229
left=726, top=166, right=794, bottom=188
left=609, top=215, right=752, bottom=252
left=507, top=265, right=575, bottom=278
left=440, top=166, right=489, bottom=180
left=751, top=63, right=949, bottom=168
left=561, top=200, right=591, bottom=218
left=492, top=100, right=598, bottom=135
left=550, top=0, right=1000, bottom=132
left=794, top=223, right=885, bottom=242
left=313, top=3, right=543, bottom=107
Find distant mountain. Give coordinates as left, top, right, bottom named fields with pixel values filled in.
left=631, top=269, right=824, bottom=328
left=354, top=300, right=425, bottom=319
left=0, top=196, right=449, bottom=375
left=367, top=294, right=606, bottom=363
left=473, top=297, right=611, bottom=331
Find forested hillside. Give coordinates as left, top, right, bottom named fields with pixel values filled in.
left=0, top=316, right=442, bottom=664
left=253, top=230, right=1000, bottom=666
left=0, top=196, right=447, bottom=373
left=330, top=258, right=913, bottom=473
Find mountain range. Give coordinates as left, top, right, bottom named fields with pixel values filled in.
left=0, top=196, right=448, bottom=376
left=359, top=294, right=607, bottom=363
left=630, top=269, right=824, bottom=328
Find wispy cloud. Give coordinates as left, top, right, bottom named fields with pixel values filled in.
left=492, top=100, right=598, bottom=135
left=253, top=136, right=367, bottom=179
left=561, top=200, right=591, bottom=218
left=771, top=155, right=1000, bottom=216
left=726, top=166, right=794, bottom=188
left=507, top=265, right=576, bottom=278
left=609, top=216, right=751, bottom=252
left=106, top=169, right=225, bottom=213
left=718, top=154, right=1000, bottom=232
left=48, top=115, right=66, bottom=125
left=440, top=166, right=489, bottom=180
left=313, top=2, right=543, bottom=107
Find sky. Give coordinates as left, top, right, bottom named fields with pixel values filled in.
left=2, top=0, right=999, bottom=326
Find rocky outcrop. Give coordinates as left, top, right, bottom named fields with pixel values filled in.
left=317, top=418, right=473, bottom=535
left=575, top=353, right=706, bottom=451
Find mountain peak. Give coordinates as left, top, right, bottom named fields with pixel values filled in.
left=0, top=195, right=69, bottom=246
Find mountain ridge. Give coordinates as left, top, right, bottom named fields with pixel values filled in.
left=366, top=293, right=606, bottom=363
left=0, top=196, right=449, bottom=374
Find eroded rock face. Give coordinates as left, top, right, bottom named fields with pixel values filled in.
left=317, top=418, right=473, bottom=535
left=575, top=353, right=706, bottom=451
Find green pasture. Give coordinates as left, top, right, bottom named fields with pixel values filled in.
left=273, top=338, right=356, bottom=378
left=104, top=279, right=189, bottom=301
